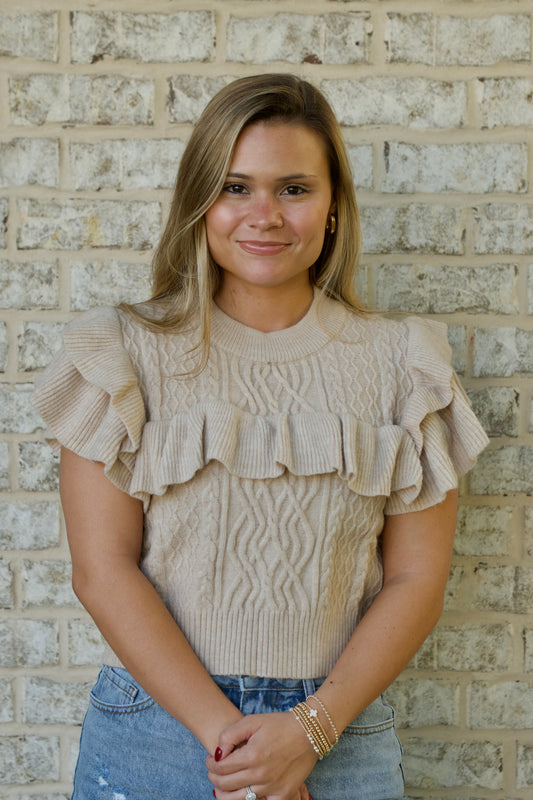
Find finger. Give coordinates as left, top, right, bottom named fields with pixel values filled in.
left=208, top=765, right=264, bottom=796
left=207, top=745, right=255, bottom=776
left=211, top=782, right=266, bottom=800
left=216, top=716, right=259, bottom=761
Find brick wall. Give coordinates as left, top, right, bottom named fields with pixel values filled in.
left=1, top=1, right=532, bottom=798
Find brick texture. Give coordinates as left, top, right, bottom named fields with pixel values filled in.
left=1, top=1, right=532, bottom=798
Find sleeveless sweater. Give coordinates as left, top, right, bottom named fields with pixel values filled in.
left=33, top=293, right=488, bottom=678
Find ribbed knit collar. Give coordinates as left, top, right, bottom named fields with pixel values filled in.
left=210, top=290, right=346, bottom=364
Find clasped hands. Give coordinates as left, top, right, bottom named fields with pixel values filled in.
left=206, top=710, right=318, bottom=800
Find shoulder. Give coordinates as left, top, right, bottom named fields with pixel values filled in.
left=339, top=308, right=450, bottom=366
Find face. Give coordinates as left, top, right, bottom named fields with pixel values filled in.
left=205, top=121, right=335, bottom=304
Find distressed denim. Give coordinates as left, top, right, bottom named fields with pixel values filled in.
left=72, top=667, right=405, bottom=800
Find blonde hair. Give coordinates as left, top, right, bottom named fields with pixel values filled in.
left=122, top=74, right=363, bottom=360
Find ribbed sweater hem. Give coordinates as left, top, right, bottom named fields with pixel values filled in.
left=101, top=607, right=357, bottom=679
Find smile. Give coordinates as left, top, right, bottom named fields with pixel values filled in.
left=237, top=241, right=290, bottom=255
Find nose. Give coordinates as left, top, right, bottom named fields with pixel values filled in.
left=247, top=194, right=283, bottom=229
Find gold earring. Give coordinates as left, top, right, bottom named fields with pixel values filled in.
left=326, top=214, right=336, bottom=234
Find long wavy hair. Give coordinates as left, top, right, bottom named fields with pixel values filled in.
left=122, top=74, right=363, bottom=364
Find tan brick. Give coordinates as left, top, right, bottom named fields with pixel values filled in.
left=0, top=680, right=13, bottom=723
left=71, top=11, right=215, bottom=63
left=468, top=387, right=519, bottom=437
left=373, top=263, right=517, bottom=314
left=468, top=681, right=533, bottom=728
left=403, top=738, right=503, bottom=789
left=517, top=743, right=533, bottom=787
left=18, top=322, right=64, bottom=372
left=9, top=75, right=153, bottom=126
left=0, top=199, right=7, bottom=248
left=526, top=508, right=533, bottom=557
left=228, top=13, right=370, bottom=65
left=21, top=560, right=78, bottom=608
left=384, top=679, right=458, bottom=728
left=17, top=199, right=161, bottom=251
left=0, top=384, right=44, bottom=434
left=473, top=327, right=533, bottom=377
left=68, top=620, right=106, bottom=666
left=435, top=624, right=512, bottom=671
left=347, top=145, right=373, bottom=190
left=0, top=736, right=59, bottom=785
left=478, top=78, right=533, bottom=128
left=0, top=560, right=14, bottom=609
left=167, top=75, right=233, bottom=124
left=474, top=204, right=533, bottom=255
left=323, top=78, right=467, bottom=129
left=0, top=442, right=7, bottom=490
left=388, top=14, right=530, bottom=66
left=22, top=678, right=91, bottom=725
left=0, top=323, right=6, bottom=373
left=472, top=565, right=533, bottom=613
left=0, top=139, right=59, bottom=189
left=70, top=260, right=151, bottom=310
left=361, top=205, right=464, bottom=254
left=443, top=565, right=464, bottom=611
left=455, top=506, right=512, bottom=557
left=0, top=619, right=59, bottom=668
left=386, top=13, right=433, bottom=65
left=0, top=260, right=59, bottom=310
left=0, top=501, right=60, bottom=550
left=470, top=446, right=533, bottom=495
left=18, top=442, right=60, bottom=492
left=447, top=325, right=466, bottom=375
left=382, top=142, right=527, bottom=194
left=0, top=11, right=58, bottom=61
left=69, top=139, right=186, bottom=191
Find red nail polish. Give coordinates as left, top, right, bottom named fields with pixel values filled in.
left=215, top=746, right=223, bottom=761
left=213, top=791, right=216, bottom=798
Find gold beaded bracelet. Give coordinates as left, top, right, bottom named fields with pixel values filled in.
left=291, top=700, right=336, bottom=760
left=291, top=704, right=330, bottom=759
left=306, top=695, right=339, bottom=745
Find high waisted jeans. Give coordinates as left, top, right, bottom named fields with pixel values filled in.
left=72, top=667, right=405, bottom=800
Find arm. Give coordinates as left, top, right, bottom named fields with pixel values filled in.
left=207, top=489, right=458, bottom=799
left=60, top=447, right=243, bottom=755
left=313, top=488, right=458, bottom=729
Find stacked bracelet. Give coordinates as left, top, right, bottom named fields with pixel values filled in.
left=290, top=697, right=338, bottom=760
left=306, top=694, right=339, bottom=745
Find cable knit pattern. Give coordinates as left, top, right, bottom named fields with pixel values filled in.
left=33, top=293, right=489, bottom=677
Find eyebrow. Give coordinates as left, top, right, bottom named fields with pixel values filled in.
left=225, top=172, right=319, bottom=180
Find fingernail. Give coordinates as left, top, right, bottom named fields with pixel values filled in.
left=213, top=791, right=216, bottom=798
left=214, top=747, right=223, bottom=762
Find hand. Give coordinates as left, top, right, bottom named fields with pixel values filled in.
left=206, top=711, right=318, bottom=800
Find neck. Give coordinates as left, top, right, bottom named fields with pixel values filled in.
left=214, top=281, right=314, bottom=332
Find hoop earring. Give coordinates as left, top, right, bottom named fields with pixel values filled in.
left=326, top=214, right=336, bottom=234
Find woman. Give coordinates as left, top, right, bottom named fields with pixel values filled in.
left=34, top=74, right=489, bottom=800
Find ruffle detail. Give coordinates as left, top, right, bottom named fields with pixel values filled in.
left=32, top=307, right=488, bottom=513
left=384, top=317, right=489, bottom=514
left=126, top=403, right=423, bottom=504
left=32, top=307, right=145, bottom=498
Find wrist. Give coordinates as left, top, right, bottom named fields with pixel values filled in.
left=305, top=694, right=339, bottom=746
left=290, top=696, right=338, bottom=760
left=195, top=703, right=243, bottom=755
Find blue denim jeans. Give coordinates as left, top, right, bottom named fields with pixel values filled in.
left=72, top=667, right=405, bottom=800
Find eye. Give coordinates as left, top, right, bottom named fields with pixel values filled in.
left=222, top=183, right=248, bottom=195
left=282, top=185, right=308, bottom=196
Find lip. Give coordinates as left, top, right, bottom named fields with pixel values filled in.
left=238, top=241, right=290, bottom=255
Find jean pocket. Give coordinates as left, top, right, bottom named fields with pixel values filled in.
left=343, top=696, right=396, bottom=735
left=89, top=666, right=156, bottom=714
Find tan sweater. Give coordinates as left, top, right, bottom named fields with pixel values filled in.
left=33, top=293, right=488, bottom=678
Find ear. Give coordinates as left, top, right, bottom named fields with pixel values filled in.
left=329, top=198, right=337, bottom=216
